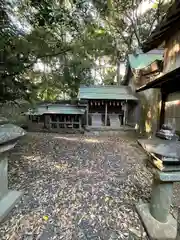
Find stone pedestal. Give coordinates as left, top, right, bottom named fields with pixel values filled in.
left=136, top=168, right=180, bottom=239
left=0, top=154, right=22, bottom=222
left=136, top=203, right=177, bottom=240
left=0, top=121, right=26, bottom=222
left=136, top=138, right=180, bottom=240
left=150, top=178, right=173, bottom=223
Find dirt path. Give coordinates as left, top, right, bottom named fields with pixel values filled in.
left=0, top=132, right=156, bottom=239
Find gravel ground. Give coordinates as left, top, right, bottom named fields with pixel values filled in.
left=0, top=131, right=175, bottom=240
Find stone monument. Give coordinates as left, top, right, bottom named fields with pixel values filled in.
left=136, top=138, right=180, bottom=239
left=0, top=118, right=26, bottom=222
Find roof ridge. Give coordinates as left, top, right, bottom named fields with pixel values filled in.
left=80, top=85, right=126, bottom=88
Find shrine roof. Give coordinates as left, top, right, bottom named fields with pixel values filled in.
left=128, top=50, right=163, bottom=70
left=136, top=66, right=180, bottom=92
left=26, top=104, right=86, bottom=116
left=142, top=1, right=180, bottom=52
left=78, top=85, right=138, bottom=101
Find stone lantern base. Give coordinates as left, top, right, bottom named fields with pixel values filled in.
left=0, top=119, right=26, bottom=222
left=0, top=190, right=22, bottom=222
left=136, top=203, right=177, bottom=240
left=0, top=154, right=23, bottom=222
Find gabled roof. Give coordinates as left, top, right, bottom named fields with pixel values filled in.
left=79, top=85, right=138, bottom=100
left=26, top=104, right=86, bottom=116
left=142, top=0, right=180, bottom=52
left=122, top=49, right=163, bottom=85
left=35, top=99, right=87, bottom=106
left=128, top=50, right=163, bottom=70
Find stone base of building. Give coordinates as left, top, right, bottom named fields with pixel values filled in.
left=0, top=190, right=23, bottom=222
left=85, top=126, right=135, bottom=131
left=136, top=203, right=177, bottom=240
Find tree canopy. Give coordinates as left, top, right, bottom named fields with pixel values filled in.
left=0, top=0, right=173, bottom=102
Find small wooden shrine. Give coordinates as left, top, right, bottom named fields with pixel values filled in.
left=26, top=102, right=86, bottom=132
left=78, top=85, right=138, bottom=129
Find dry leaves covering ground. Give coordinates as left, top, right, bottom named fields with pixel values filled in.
left=0, top=131, right=176, bottom=240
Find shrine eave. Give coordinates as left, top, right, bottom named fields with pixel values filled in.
left=79, top=85, right=138, bottom=101
left=26, top=104, right=86, bottom=116
left=136, top=67, right=180, bottom=92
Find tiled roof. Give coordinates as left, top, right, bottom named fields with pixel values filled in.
left=79, top=85, right=138, bottom=100
left=26, top=104, right=86, bottom=115
left=128, top=51, right=163, bottom=70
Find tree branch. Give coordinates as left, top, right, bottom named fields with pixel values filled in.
left=37, top=47, right=72, bottom=59
left=125, top=13, right=142, bottom=47
left=1, top=47, right=72, bottom=79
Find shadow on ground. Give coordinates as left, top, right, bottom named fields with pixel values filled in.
left=1, top=132, right=153, bottom=239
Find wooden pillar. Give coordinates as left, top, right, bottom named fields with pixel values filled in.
left=57, top=115, right=60, bottom=129
left=79, top=116, right=82, bottom=130
left=123, top=101, right=127, bottom=126
left=45, top=115, right=51, bottom=129
left=72, top=115, right=74, bottom=129
left=64, top=115, right=67, bottom=128
left=59, top=115, right=62, bottom=129
left=126, top=100, right=128, bottom=125
left=28, top=115, right=32, bottom=130
left=49, top=115, right=52, bottom=130
left=44, top=115, right=47, bottom=129
left=159, top=90, right=167, bottom=129
left=105, top=102, right=108, bottom=126
left=86, top=104, right=89, bottom=127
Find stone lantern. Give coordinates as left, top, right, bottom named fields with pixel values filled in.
left=136, top=138, right=180, bottom=240
left=0, top=118, right=26, bottom=222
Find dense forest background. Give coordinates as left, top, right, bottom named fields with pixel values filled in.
left=0, top=0, right=173, bottom=102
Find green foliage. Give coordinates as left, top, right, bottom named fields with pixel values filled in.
left=102, top=67, right=117, bottom=85
left=0, top=0, right=173, bottom=102
left=0, top=0, right=33, bottom=101
left=92, top=0, right=171, bottom=51
left=16, top=0, right=116, bottom=99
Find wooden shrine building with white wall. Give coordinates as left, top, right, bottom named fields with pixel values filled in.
left=78, top=85, right=138, bottom=130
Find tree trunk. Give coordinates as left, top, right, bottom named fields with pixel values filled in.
left=116, top=58, right=121, bottom=85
